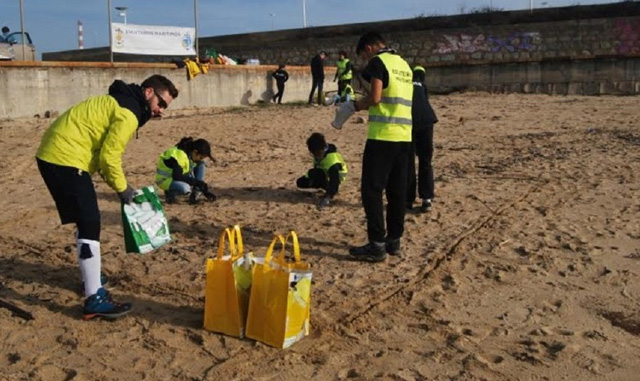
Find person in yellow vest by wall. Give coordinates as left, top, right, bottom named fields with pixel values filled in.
left=36, top=74, right=179, bottom=319
left=348, top=32, right=413, bottom=262
left=296, top=132, right=348, bottom=209
left=328, top=83, right=355, bottom=105
left=333, top=51, right=353, bottom=97
left=155, top=137, right=217, bottom=205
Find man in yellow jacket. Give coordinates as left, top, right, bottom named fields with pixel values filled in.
left=36, top=74, right=178, bottom=319
left=348, top=32, right=413, bottom=263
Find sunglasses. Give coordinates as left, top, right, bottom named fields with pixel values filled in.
left=153, top=89, right=168, bottom=109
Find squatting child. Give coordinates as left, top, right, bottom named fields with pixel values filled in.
left=155, top=137, right=217, bottom=204
left=296, top=132, right=348, bottom=209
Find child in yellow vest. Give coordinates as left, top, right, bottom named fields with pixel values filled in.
left=296, top=133, right=348, bottom=209
left=155, top=137, right=217, bottom=204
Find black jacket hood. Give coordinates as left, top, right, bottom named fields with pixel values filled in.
left=108, top=80, right=151, bottom=128
left=325, top=144, right=338, bottom=156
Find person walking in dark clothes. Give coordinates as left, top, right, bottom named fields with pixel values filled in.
left=296, top=132, right=348, bottom=209
left=272, top=64, right=289, bottom=104
left=407, top=65, right=438, bottom=213
left=347, top=32, right=413, bottom=262
left=308, top=51, right=327, bottom=105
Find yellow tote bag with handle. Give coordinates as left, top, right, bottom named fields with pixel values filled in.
left=203, top=225, right=254, bottom=338
left=246, top=231, right=312, bottom=348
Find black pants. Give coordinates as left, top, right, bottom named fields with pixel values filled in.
left=337, top=79, right=351, bottom=96
left=37, top=158, right=101, bottom=241
left=407, top=122, right=435, bottom=204
left=361, top=139, right=411, bottom=243
left=308, top=77, right=324, bottom=105
left=296, top=168, right=327, bottom=190
left=273, top=82, right=285, bottom=104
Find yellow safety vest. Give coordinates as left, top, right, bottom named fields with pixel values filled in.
left=367, top=52, right=413, bottom=142
left=340, top=84, right=354, bottom=99
left=155, top=146, right=192, bottom=191
left=308, top=152, right=348, bottom=183
left=336, top=59, right=353, bottom=81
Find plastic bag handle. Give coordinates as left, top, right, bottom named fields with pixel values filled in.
left=216, top=227, right=236, bottom=259
left=283, top=231, right=301, bottom=264
left=231, top=225, right=243, bottom=259
left=264, top=233, right=286, bottom=265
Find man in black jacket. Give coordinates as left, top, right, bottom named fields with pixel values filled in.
left=407, top=65, right=438, bottom=213
left=271, top=64, right=289, bottom=104
left=308, top=51, right=327, bottom=105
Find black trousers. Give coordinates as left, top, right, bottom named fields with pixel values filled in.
left=407, top=121, right=435, bottom=203
left=308, top=77, right=324, bottom=105
left=37, top=158, right=101, bottom=241
left=296, top=168, right=327, bottom=190
left=273, top=82, right=285, bottom=104
left=361, top=139, right=411, bottom=243
left=337, top=79, right=351, bottom=96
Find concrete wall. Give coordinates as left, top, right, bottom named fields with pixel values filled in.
left=39, top=3, right=640, bottom=100
left=0, top=62, right=325, bottom=119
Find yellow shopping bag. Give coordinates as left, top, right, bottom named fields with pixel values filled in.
left=246, top=231, right=312, bottom=348
left=203, top=225, right=254, bottom=338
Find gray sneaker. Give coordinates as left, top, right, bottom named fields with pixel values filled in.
left=420, top=199, right=432, bottom=213
left=386, top=238, right=402, bottom=256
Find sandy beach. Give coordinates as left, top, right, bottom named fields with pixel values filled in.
left=0, top=93, right=639, bottom=380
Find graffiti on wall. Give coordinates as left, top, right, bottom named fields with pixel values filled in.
left=433, top=31, right=541, bottom=55
left=488, top=32, right=541, bottom=53
left=614, top=19, right=640, bottom=55
left=434, top=34, right=490, bottom=54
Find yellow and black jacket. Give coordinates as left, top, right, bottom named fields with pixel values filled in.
left=306, top=144, right=348, bottom=197
left=36, top=80, right=151, bottom=192
left=155, top=146, right=195, bottom=191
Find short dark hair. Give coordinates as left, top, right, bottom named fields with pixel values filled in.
left=2, top=26, right=9, bottom=34
left=339, top=51, right=348, bottom=57
left=356, top=32, right=386, bottom=55
left=141, top=74, right=179, bottom=99
left=306, top=132, right=327, bottom=153
left=319, top=51, right=327, bottom=57
left=278, top=64, right=286, bottom=69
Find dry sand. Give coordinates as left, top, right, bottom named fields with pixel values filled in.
left=0, top=93, right=639, bottom=380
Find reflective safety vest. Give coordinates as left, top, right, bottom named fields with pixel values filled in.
left=155, top=146, right=192, bottom=191
left=336, top=58, right=353, bottom=81
left=309, top=152, right=348, bottom=183
left=340, top=84, right=354, bottom=100
left=367, top=52, right=413, bottom=142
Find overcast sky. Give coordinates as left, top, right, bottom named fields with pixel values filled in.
left=0, top=0, right=621, bottom=55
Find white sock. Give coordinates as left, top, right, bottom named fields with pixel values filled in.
left=77, top=238, right=102, bottom=298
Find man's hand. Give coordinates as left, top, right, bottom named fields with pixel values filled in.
left=317, top=197, right=331, bottom=210
left=118, top=185, right=135, bottom=204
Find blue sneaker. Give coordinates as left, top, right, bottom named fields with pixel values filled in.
left=83, top=288, right=132, bottom=320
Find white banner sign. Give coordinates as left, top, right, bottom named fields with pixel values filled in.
left=111, top=23, right=196, bottom=55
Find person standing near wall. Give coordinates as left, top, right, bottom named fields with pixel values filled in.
left=36, top=75, right=178, bottom=320
left=407, top=65, right=438, bottom=213
left=348, top=32, right=413, bottom=262
left=308, top=51, right=327, bottom=105
left=333, top=51, right=353, bottom=96
left=271, top=64, right=289, bottom=104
